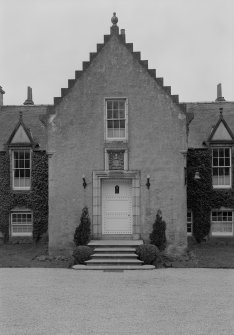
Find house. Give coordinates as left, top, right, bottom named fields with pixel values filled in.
left=0, top=14, right=233, bottom=255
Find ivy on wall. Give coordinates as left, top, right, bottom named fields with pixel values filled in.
left=187, top=148, right=234, bottom=242
left=0, top=151, right=48, bottom=242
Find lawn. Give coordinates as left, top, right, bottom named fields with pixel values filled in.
left=0, top=239, right=234, bottom=268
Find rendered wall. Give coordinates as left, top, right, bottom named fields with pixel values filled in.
left=47, top=34, right=187, bottom=255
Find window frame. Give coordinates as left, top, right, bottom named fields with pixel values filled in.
left=10, top=210, right=33, bottom=237
left=211, top=209, right=233, bottom=237
left=187, top=210, right=193, bottom=236
left=11, top=148, right=31, bottom=191
left=212, top=147, right=232, bottom=189
left=104, top=98, right=128, bottom=142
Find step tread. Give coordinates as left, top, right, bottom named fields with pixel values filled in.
left=73, top=265, right=155, bottom=270
left=92, top=253, right=138, bottom=258
left=88, top=240, right=143, bottom=246
left=86, top=259, right=143, bottom=264
left=94, top=247, right=136, bottom=252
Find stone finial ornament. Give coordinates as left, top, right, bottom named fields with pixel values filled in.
left=111, top=12, right=118, bottom=25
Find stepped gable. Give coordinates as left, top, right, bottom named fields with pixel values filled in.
left=54, top=13, right=183, bottom=111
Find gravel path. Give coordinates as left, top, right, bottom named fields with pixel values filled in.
left=0, top=268, right=234, bottom=335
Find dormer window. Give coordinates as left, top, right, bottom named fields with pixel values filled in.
left=212, top=148, right=231, bottom=188
left=12, top=149, right=31, bottom=190
left=208, top=109, right=234, bottom=189
left=105, top=99, right=127, bottom=140
left=6, top=112, right=34, bottom=191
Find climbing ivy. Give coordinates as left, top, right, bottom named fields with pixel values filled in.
left=187, top=148, right=234, bottom=242
left=0, top=151, right=48, bottom=242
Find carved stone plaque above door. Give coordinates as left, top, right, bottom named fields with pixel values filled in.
left=108, top=150, right=124, bottom=170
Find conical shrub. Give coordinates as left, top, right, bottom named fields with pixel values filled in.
left=150, top=209, right=167, bottom=251
left=73, top=207, right=91, bottom=246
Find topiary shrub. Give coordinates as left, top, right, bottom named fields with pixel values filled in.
left=72, top=245, right=93, bottom=265
left=150, top=209, right=167, bottom=251
left=136, top=244, right=159, bottom=265
left=74, top=207, right=91, bottom=246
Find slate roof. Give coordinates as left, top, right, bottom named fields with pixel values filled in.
left=187, top=101, right=234, bottom=148
left=0, top=105, right=51, bottom=151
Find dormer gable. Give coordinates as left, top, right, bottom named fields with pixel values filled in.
left=6, top=112, right=35, bottom=147
left=207, top=108, right=234, bottom=144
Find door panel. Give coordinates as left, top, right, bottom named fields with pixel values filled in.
left=102, top=179, right=132, bottom=234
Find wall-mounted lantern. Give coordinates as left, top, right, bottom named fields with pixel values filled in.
left=82, top=174, right=87, bottom=189
left=146, top=174, right=150, bottom=189
left=194, top=171, right=201, bottom=181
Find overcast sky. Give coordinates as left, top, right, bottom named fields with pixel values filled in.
left=1, top=0, right=234, bottom=105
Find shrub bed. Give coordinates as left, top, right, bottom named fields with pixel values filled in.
left=72, top=245, right=93, bottom=265
left=136, top=244, right=159, bottom=265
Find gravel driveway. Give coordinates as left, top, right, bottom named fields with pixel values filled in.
left=0, top=268, right=234, bottom=335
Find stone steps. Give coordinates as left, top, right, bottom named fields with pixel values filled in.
left=72, top=240, right=155, bottom=270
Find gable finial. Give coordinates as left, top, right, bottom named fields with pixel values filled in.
left=111, top=12, right=118, bottom=25
left=110, top=12, right=119, bottom=35
left=19, top=111, right=23, bottom=120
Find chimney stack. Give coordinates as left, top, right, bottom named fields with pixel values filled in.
left=23, top=86, right=34, bottom=105
left=0, top=86, right=5, bottom=106
left=215, top=83, right=225, bottom=102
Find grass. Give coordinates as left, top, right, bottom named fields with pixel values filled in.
left=0, top=239, right=234, bottom=268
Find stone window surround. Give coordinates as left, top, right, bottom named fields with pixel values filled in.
left=92, top=170, right=141, bottom=240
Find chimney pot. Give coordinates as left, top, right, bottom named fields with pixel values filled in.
left=215, top=83, right=225, bottom=102
left=0, top=86, right=5, bottom=106
left=23, top=86, right=34, bottom=105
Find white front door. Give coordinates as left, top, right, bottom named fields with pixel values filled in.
left=102, top=179, right=132, bottom=235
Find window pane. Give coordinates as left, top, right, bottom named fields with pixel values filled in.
left=113, top=110, right=119, bottom=119
left=219, top=158, right=224, bottom=166
left=213, top=149, right=218, bottom=157
left=107, top=129, right=113, bottom=138
left=213, top=158, right=218, bottom=166
left=120, top=120, right=125, bottom=128
left=107, top=110, right=112, bottom=119
left=113, top=101, right=118, bottom=110
left=219, top=149, right=224, bottom=157
left=114, top=120, right=119, bottom=129
left=107, top=101, right=112, bottom=110
left=107, top=120, right=113, bottom=129
left=224, top=158, right=229, bottom=166
left=225, top=148, right=230, bottom=157
left=213, top=168, right=218, bottom=176
left=118, top=101, right=125, bottom=109
left=119, top=110, right=125, bottom=119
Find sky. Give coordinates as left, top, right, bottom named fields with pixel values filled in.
left=1, top=0, right=234, bottom=105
